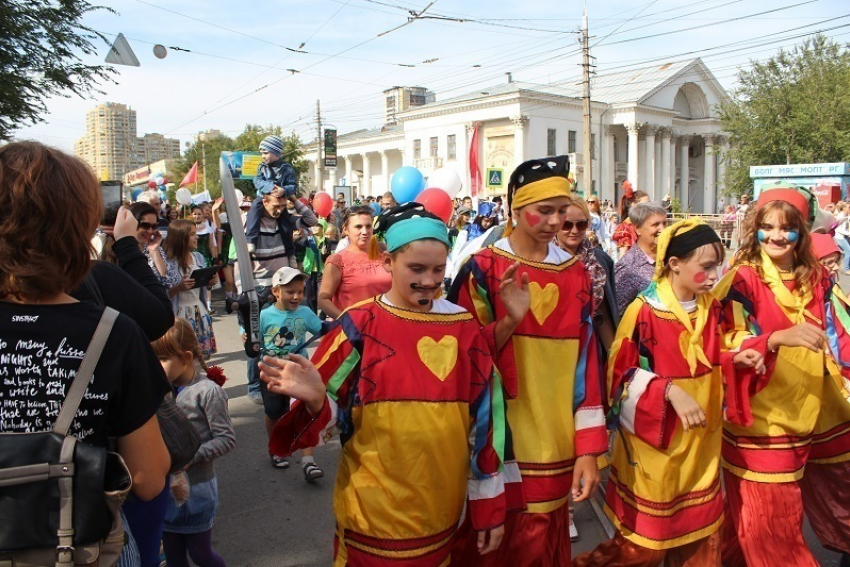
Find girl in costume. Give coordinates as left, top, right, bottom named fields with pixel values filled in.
left=714, top=187, right=850, bottom=566
left=574, top=220, right=763, bottom=566
left=449, top=156, right=608, bottom=565
left=611, top=181, right=650, bottom=256
left=260, top=203, right=519, bottom=566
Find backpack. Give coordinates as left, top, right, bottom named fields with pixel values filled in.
left=0, top=307, right=131, bottom=567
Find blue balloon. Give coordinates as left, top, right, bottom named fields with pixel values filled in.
left=391, top=166, right=425, bottom=203
left=131, top=188, right=143, bottom=201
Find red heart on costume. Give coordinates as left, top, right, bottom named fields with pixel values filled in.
left=525, top=212, right=541, bottom=226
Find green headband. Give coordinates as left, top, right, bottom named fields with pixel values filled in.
left=385, top=217, right=450, bottom=252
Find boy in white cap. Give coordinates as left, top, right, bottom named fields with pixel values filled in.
left=260, top=266, right=325, bottom=479
left=246, top=135, right=299, bottom=251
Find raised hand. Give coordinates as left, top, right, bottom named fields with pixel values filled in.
left=147, top=229, right=163, bottom=250
left=499, top=261, right=530, bottom=325
left=259, top=354, right=326, bottom=414
left=113, top=206, right=137, bottom=240
left=667, top=384, right=706, bottom=432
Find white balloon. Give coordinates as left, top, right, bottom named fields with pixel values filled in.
left=427, top=168, right=463, bottom=198
left=175, top=187, right=192, bottom=205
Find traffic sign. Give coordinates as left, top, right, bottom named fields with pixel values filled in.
left=486, top=168, right=503, bottom=188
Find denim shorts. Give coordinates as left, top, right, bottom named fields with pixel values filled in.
left=163, top=477, right=219, bottom=535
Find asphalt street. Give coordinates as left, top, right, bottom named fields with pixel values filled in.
left=204, top=290, right=842, bottom=566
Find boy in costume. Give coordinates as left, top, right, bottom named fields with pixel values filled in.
left=714, top=187, right=850, bottom=566
left=449, top=156, right=608, bottom=565
left=260, top=204, right=523, bottom=566
left=574, top=220, right=763, bottom=566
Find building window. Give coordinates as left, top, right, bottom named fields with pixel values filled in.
left=447, top=135, right=457, bottom=160
left=430, top=136, right=438, bottom=157
left=568, top=130, right=577, bottom=154
left=613, top=136, right=619, bottom=162
left=591, top=133, right=596, bottom=159
left=413, top=139, right=421, bottom=159
left=547, top=129, right=557, bottom=157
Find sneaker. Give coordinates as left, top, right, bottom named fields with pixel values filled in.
left=270, top=454, right=290, bottom=469
left=303, top=462, right=324, bottom=481
left=569, top=519, right=579, bottom=542
left=247, top=390, right=263, bottom=405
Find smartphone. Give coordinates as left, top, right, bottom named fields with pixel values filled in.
left=100, top=180, right=123, bottom=205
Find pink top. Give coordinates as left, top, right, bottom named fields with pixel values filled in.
left=326, top=248, right=393, bottom=311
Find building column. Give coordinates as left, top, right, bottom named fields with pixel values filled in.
left=717, top=136, right=728, bottom=203
left=655, top=136, right=663, bottom=195
left=603, top=125, right=616, bottom=201
left=344, top=155, right=353, bottom=186
left=644, top=126, right=656, bottom=200
left=362, top=152, right=372, bottom=196
left=380, top=150, right=390, bottom=195
left=511, top=115, right=529, bottom=167
left=627, top=123, right=640, bottom=189
left=329, top=167, right=338, bottom=191
left=703, top=134, right=716, bottom=214
left=314, top=160, right=322, bottom=192
left=668, top=134, right=677, bottom=201
left=679, top=135, right=691, bottom=209
left=660, top=128, right=672, bottom=200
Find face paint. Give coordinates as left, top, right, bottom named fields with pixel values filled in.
left=787, top=230, right=799, bottom=242
left=757, top=230, right=767, bottom=242
left=525, top=212, right=541, bottom=227
left=693, top=271, right=707, bottom=284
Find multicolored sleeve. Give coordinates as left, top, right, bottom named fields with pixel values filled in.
left=823, top=281, right=850, bottom=398
left=574, top=274, right=608, bottom=456
left=607, top=300, right=678, bottom=450
left=712, top=266, right=773, bottom=426
left=268, top=316, right=360, bottom=457
left=448, top=254, right=519, bottom=398
left=466, top=332, right=509, bottom=530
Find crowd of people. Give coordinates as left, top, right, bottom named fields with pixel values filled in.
left=1, top=137, right=850, bottom=567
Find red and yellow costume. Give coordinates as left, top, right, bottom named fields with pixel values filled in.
left=714, top=256, right=850, bottom=565
left=612, top=220, right=638, bottom=249
left=449, top=239, right=608, bottom=565
left=269, top=297, right=507, bottom=566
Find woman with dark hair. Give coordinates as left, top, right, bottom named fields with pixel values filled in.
left=317, top=206, right=392, bottom=319
left=612, top=181, right=650, bottom=256
left=714, top=187, right=850, bottom=565
left=130, top=201, right=175, bottom=288
left=0, top=141, right=170, bottom=508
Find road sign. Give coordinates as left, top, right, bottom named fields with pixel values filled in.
left=486, top=168, right=503, bottom=188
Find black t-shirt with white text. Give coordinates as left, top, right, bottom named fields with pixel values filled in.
left=0, top=302, right=170, bottom=447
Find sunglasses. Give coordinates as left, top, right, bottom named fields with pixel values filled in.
left=562, top=219, right=589, bottom=232
left=138, top=221, right=159, bottom=231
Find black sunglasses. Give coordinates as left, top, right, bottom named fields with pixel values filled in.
left=138, top=221, right=159, bottom=231
left=562, top=219, right=589, bottom=232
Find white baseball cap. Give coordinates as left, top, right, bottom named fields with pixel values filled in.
left=272, top=267, right=306, bottom=287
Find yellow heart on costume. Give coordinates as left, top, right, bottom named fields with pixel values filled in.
left=529, top=282, right=559, bottom=325
left=417, top=336, right=459, bottom=381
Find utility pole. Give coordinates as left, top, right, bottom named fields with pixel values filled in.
left=202, top=140, right=207, bottom=193
left=581, top=6, right=593, bottom=198
left=317, top=99, right=324, bottom=193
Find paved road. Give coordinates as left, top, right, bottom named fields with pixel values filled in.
left=204, top=290, right=842, bottom=565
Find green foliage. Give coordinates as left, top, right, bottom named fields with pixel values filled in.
left=0, top=0, right=115, bottom=140
left=719, top=35, right=850, bottom=197
left=171, top=125, right=307, bottom=200
left=670, top=196, right=684, bottom=214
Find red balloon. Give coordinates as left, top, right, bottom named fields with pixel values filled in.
left=312, top=192, right=333, bottom=217
left=298, top=197, right=309, bottom=207
left=147, top=180, right=157, bottom=189
left=417, top=187, right=453, bottom=223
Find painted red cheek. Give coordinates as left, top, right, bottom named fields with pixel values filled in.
left=693, top=272, right=707, bottom=284
left=525, top=212, right=541, bottom=226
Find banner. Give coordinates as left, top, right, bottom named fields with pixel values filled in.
left=469, top=122, right=482, bottom=197
left=221, top=151, right=263, bottom=180
left=324, top=128, right=337, bottom=168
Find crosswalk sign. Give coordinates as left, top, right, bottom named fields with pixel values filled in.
left=486, top=168, right=503, bottom=188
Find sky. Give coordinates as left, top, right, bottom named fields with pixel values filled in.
left=13, top=0, right=850, bottom=153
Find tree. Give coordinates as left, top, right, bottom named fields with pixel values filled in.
left=0, top=0, right=115, bottom=140
left=172, top=133, right=235, bottom=200
left=719, top=35, right=850, bottom=197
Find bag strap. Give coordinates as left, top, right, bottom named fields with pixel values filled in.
left=53, top=307, right=119, bottom=436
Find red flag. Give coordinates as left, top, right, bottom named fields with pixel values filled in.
left=469, top=123, right=481, bottom=197
left=180, top=162, right=198, bottom=187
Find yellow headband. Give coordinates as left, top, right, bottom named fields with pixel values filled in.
left=653, top=219, right=709, bottom=281
left=504, top=177, right=572, bottom=236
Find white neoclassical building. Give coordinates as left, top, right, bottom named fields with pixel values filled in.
left=303, top=58, right=730, bottom=213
